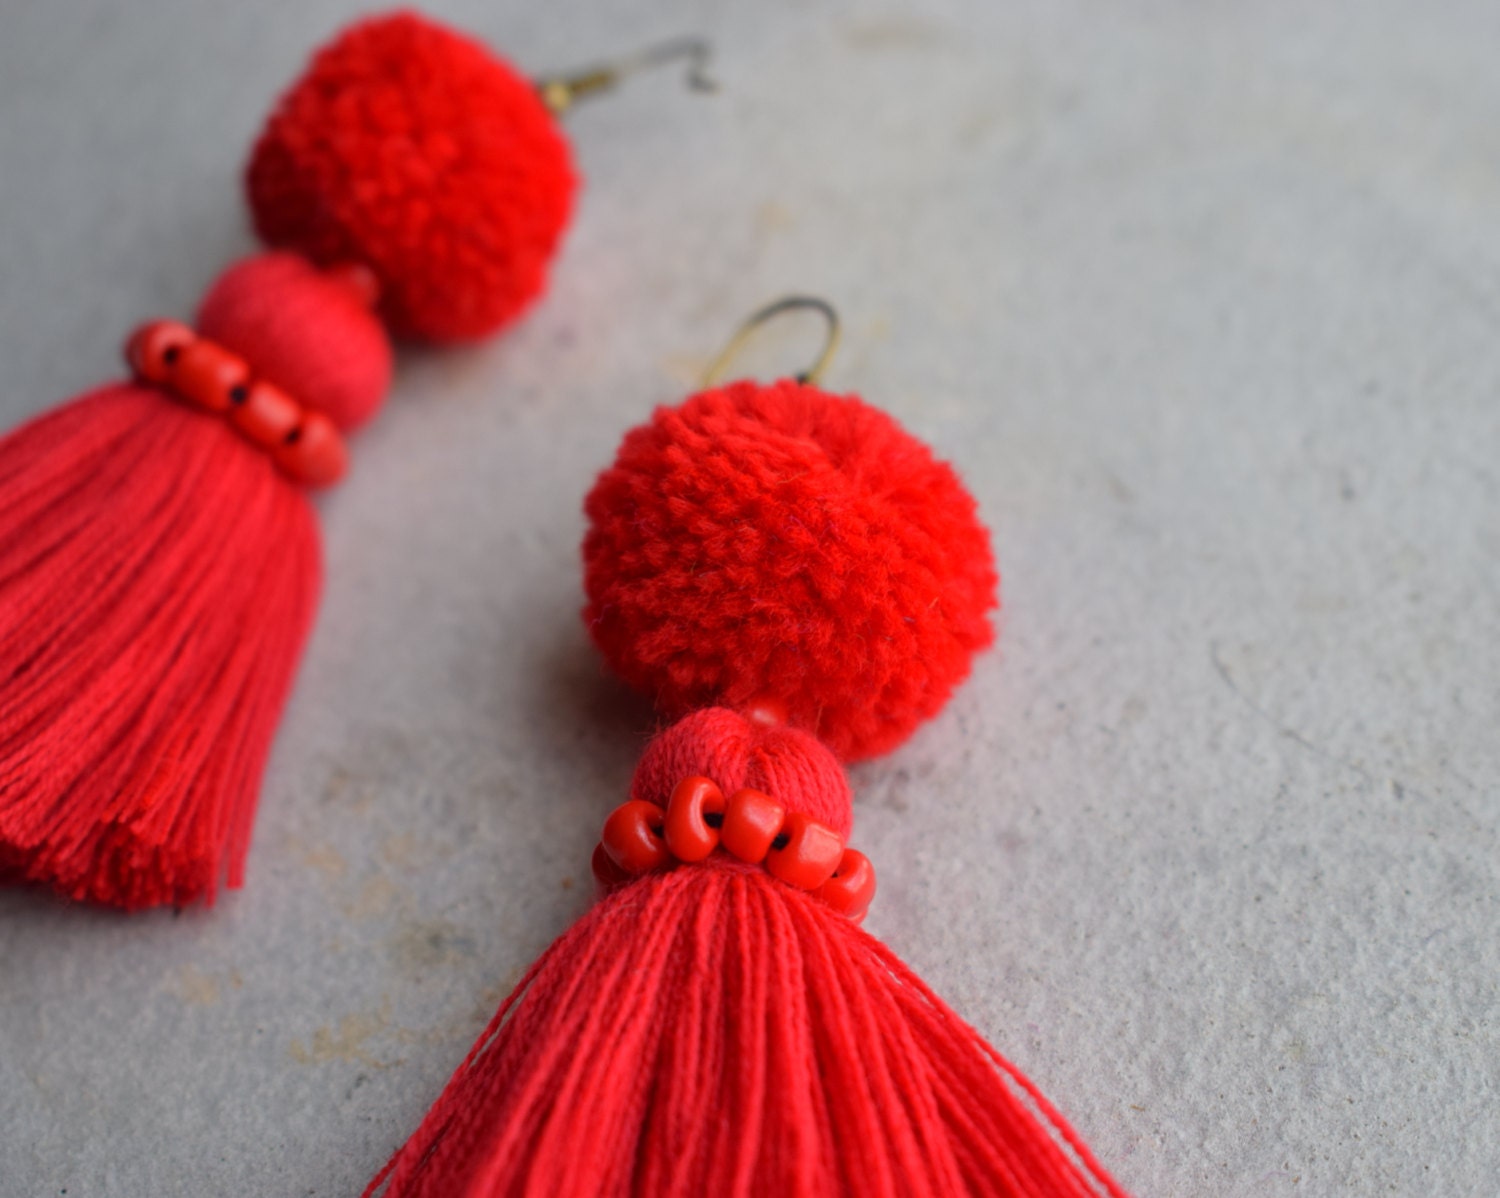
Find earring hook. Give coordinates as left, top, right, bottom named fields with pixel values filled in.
left=702, top=297, right=842, bottom=389
left=537, top=37, right=717, bottom=115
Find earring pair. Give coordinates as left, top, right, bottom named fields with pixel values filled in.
left=0, top=10, right=1129, bottom=1194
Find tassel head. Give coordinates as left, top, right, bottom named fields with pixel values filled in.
left=631, top=705, right=852, bottom=838
left=197, top=252, right=392, bottom=430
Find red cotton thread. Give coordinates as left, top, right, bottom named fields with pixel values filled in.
left=367, top=384, right=1128, bottom=1195
left=367, top=714, right=1125, bottom=1198
left=0, top=254, right=388, bottom=909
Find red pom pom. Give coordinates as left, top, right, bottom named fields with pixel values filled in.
left=247, top=12, right=576, bottom=343
left=632, top=707, right=853, bottom=838
left=583, top=379, right=998, bottom=761
left=196, top=253, right=392, bottom=430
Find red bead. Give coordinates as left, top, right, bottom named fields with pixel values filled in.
left=125, top=320, right=197, bottom=383
left=816, top=848, right=877, bottom=923
left=171, top=339, right=250, bottom=414
left=663, top=776, right=726, bottom=863
left=600, top=800, right=670, bottom=875
left=766, top=812, right=843, bottom=891
left=273, top=410, right=348, bottom=487
left=720, top=788, right=785, bottom=864
left=591, top=843, right=632, bottom=896
left=123, top=319, right=350, bottom=488
left=228, top=379, right=301, bottom=449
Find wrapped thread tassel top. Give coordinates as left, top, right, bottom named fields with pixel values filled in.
left=0, top=11, right=577, bottom=908
left=365, top=379, right=1128, bottom=1196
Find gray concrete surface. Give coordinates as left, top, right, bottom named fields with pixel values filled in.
left=1, top=1, right=1496, bottom=1194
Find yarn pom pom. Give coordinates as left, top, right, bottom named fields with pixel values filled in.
left=247, top=11, right=576, bottom=342
left=197, top=253, right=392, bottom=430
left=583, top=379, right=998, bottom=761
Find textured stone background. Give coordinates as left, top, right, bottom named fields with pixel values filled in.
left=0, top=1, right=1496, bottom=1195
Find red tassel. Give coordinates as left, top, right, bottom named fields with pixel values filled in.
left=0, top=254, right=389, bottom=908
left=366, top=711, right=1128, bottom=1197
left=0, top=385, right=319, bottom=907
left=371, top=863, right=1125, bottom=1197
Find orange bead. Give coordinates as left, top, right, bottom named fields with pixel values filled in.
left=720, top=788, right=786, bottom=864
left=228, top=379, right=301, bottom=449
left=663, top=776, right=726, bottom=863
left=171, top=338, right=249, bottom=413
left=273, top=410, right=348, bottom=487
left=766, top=812, right=843, bottom=891
left=600, top=800, right=671, bottom=875
left=124, top=320, right=196, bottom=383
left=816, top=848, right=877, bottom=923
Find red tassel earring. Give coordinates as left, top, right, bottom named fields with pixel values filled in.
left=0, top=11, right=711, bottom=910
left=365, top=300, right=1128, bottom=1197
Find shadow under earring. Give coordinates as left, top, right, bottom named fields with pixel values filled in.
left=365, top=301, right=1128, bottom=1197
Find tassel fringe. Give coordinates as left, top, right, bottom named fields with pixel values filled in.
left=368, top=861, right=1127, bottom=1198
left=0, top=384, right=320, bottom=908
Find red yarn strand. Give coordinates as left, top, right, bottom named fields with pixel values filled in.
left=365, top=862, right=1126, bottom=1198
left=0, top=387, right=320, bottom=907
left=0, top=245, right=392, bottom=908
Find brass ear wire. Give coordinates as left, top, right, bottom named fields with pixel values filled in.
left=702, top=297, right=843, bottom=388
left=538, top=37, right=717, bottom=115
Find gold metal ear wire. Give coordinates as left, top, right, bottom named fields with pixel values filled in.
left=702, top=297, right=843, bottom=388
left=538, top=37, right=717, bottom=115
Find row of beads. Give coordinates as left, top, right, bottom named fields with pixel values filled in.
left=592, top=776, right=877, bottom=923
left=125, top=320, right=347, bottom=486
